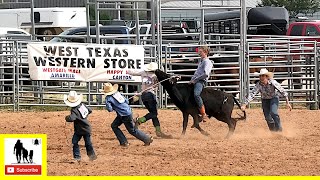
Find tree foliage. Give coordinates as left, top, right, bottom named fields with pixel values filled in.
left=89, top=5, right=111, bottom=25
left=259, top=0, right=320, bottom=17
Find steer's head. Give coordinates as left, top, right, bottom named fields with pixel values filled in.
left=155, top=69, right=180, bottom=85
left=155, top=69, right=169, bottom=82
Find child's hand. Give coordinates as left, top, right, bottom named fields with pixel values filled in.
left=134, top=92, right=141, bottom=96
left=241, top=104, right=246, bottom=111
left=286, top=103, right=292, bottom=111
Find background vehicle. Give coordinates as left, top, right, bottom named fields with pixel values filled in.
left=160, top=21, right=193, bottom=40
left=287, top=21, right=320, bottom=37
left=130, top=22, right=194, bottom=45
left=0, top=27, right=30, bottom=36
left=0, top=7, right=86, bottom=37
left=50, top=26, right=130, bottom=44
left=163, top=19, right=200, bottom=33
left=129, top=24, right=151, bottom=45
left=0, top=27, right=31, bottom=40
left=204, top=6, right=289, bottom=35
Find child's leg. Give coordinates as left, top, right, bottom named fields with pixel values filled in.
left=111, top=116, right=128, bottom=145
left=72, top=133, right=82, bottom=160
left=137, top=92, right=156, bottom=124
left=83, top=134, right=97, bottom=160
left=123, top=115, right=152, bottom=144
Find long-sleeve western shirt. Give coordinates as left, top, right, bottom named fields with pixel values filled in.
left=244, top=79, right=288, bottom=105
left=191, top=58, right=213, bottom=83
left=127, top=70, right=158, bottom=95
left=105, top=92, right=132, bottom=116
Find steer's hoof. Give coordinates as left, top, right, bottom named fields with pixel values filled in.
left=201, top=131, right=210, bottom=136
left=225, top=133, right=233, bottom=139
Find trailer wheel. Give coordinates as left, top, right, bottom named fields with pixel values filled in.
left=39, top=28, right=56, bottom=41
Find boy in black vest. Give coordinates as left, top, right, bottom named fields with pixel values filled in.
left=64, top=90, right=97, bottom=162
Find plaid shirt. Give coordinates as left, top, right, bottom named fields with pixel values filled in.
left=127, top=70, right=158, bottom=95
left=245, top=79, right=288, bottom=105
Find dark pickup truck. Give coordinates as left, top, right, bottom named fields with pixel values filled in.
left=50, top=26, right=130, bottom=44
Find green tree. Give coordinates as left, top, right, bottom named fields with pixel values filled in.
left=259, top=0, right=320, bottom=17
left=89, top=5, right=111, bottom=26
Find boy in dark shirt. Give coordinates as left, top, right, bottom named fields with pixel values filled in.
left=64, top=90, right=97, bottom=161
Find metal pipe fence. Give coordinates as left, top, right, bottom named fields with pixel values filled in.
left=1, top=0, right=320, bottom=111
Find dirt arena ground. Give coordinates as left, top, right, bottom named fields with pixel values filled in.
left=1, top=107, right=320, bottom=176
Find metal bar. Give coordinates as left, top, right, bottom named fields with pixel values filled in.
left=135, top=2, right=140, bottom=45
left=157, top=0, right=163, bottom=108
left=200, top=0, right=204, bottom=44
left=314, top=42, right=319, bottom=109
left=240, top=0, right=247, bottom=104
left=95, top=0, right=100, bottom=44
left=247, top=52, right=316, bottom=56
left=164, top=46, right=168, bottom=108
left=30, top=0, right=36, bottom=40
left=116, top=2, right=121, bottom=20
left=97, top=7, right=151, bottom=11
left=97, top=0, right=151, bottom=2
left=151, top=0, right=155, bottom=45
left=161, top=7, right=241, bottom=10
left=86, top=0, right=91, bottom=43
left=13, top=41, right=17, bottom=111
left=88, top=82, right=91, bottom=105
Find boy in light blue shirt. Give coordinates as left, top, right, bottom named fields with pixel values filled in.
left=100, top=83, right=153, bottom=147
left=189, top=45, right=213, bottom=122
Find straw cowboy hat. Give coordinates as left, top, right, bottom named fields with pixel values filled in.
left=64, top=90, right=83, bottom=107
left=99, top=83, right=119, bottom=95
left=144, top=62, right=158, bottom=72
left=259, top=68, right=273, bottom=79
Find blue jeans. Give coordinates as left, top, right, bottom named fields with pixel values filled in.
left=194, top=81, right=205, bottom=108
left=72, top=133, right=96, bottom=159
left=262, top=97, right=282, bottom=132
left=141, top=92, right=160, bottom=127
left=111, top=114, right=150, bottom=145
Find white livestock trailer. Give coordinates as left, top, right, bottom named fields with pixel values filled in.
left=0, top=7, right=87, bottom=37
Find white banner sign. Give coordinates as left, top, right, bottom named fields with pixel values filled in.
left=27, top=42, right=144, bottom=82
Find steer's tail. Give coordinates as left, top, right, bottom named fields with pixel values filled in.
left=232, top=96, right=246, bottom=121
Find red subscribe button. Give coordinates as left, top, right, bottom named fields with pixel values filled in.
left=5, top=165, right=41, bottom=175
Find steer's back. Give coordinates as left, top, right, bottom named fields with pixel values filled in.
left=201, top=87, right=235, bottom=119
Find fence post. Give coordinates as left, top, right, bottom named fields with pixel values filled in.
left=239, top=0, right=247, bottom=104
left=164, top=45, right=168, bottom=108
left=88, top=82, right=91, bottom=106
left=312, top=41, right=319, bottom=110
left=14, top=41, right=18, bottom=112
left=240, top=43, right=248, bottom=104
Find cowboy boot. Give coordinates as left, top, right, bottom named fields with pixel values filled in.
left=267, top=122, right=276, bottom=132
left=155, top=126, right=173, bottom=139
left=134, top=116, right=146, bottom=129
left=156, top=131, right=173, bottom=139
left=199, top=105, right=209, bottom=122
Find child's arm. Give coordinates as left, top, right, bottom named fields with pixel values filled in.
left=105, top=97, right=113, bottom=112
left=65, top=110, right=77, bottom=122
left=127, top=70, right=144, bottom=76
left=86, top=105, right=93, bottom=114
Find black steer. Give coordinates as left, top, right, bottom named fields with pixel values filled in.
left=155, top=69, right=246, bottom=138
